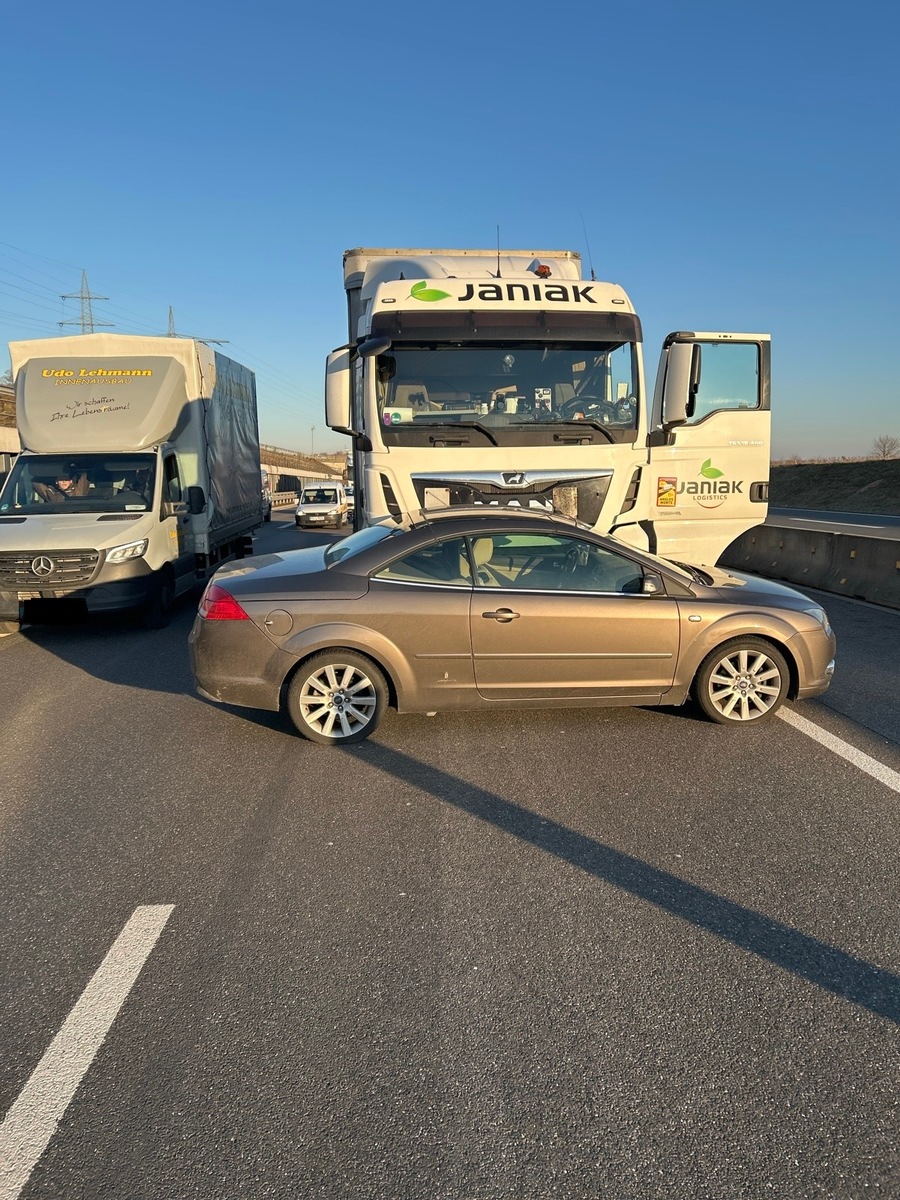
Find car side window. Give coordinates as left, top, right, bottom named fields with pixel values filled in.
left=469, top=532, right=644, bottom=593
left=374, top=536, right=470, bottom=586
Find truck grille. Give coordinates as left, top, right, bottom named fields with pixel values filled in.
left=0, top=549, right=100, bottom=589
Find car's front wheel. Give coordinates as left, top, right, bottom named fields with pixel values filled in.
left=693, top=637, right=789, bottom=725
left=287, top=650, right=388, bottom=745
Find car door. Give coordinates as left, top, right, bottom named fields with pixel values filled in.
left=467, top=531, right=680, bottom=701
left=367, top=535, right=476, bottom=706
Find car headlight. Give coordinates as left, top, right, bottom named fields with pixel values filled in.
left=106, top=538, right=149, bottom=563
left=803, top=606, right=832, bottom=636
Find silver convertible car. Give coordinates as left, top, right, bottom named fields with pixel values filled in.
left=188, top=508, right=836, bottom=746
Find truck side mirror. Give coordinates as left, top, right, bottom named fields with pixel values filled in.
left=661, top=341, right=701, bottom=427
left=185, top=485, right=206, bottom=515
left=325, top=348, right=353, bottom=434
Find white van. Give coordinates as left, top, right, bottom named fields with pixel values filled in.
left=295, top=482, right=348, bottom=529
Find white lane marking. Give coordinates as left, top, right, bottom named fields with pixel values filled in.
left=779, top=709, right=900, bottom=794
left=0, top=905, right=175, bottom=1200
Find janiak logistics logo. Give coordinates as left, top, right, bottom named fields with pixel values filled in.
left=409, top=281, right=451, bottom=302
left=657, top=459, right=744, bottom=510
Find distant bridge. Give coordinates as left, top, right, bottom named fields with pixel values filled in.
left=259, top=444, right=343, bottom=507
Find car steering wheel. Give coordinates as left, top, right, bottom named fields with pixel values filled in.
left=563, top=545, right=583, bottom=574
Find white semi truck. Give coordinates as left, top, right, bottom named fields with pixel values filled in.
left=0, top=333, right=266, bottom=628
left=325, top=248, right=771, bottom=565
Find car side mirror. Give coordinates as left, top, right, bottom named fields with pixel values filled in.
left=642, top=572, right=665, bottom=595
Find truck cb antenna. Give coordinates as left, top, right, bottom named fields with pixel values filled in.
left=579, top=211, right=597, bottom=281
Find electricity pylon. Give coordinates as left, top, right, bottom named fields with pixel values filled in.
left=165, top=306, right=227, bottom=345
left=59, top=270, right=114, bottom=333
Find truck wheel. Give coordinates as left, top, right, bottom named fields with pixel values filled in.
left=286, top=651, right=388, bottom=745
left=692, top=637, right=789, bottom=725
left=142, top=571, right=176, bottom=629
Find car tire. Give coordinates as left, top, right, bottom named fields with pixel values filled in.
left=693, top=637, right=789, bottom=725
left=287, top=650, right=388, bottom=745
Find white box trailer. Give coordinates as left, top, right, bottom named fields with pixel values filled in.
left=0, top=333, right=265, bottom=627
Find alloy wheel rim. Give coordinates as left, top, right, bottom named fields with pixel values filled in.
left=298, top=663, right=378, bottom=739
left=707, top=648, right=783, bottom=722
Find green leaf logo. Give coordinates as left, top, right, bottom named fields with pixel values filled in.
left=410, top=280, right=451, bottom=302
left=700, top=458, right=724, bottom=479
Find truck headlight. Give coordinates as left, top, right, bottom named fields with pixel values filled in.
left=106, top=538, right=149, bottom=563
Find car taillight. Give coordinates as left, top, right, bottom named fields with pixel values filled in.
left=199, top=583, right=250, bottom=620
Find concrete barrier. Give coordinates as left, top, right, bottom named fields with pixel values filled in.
left=721, top=525, right=900, bottom=610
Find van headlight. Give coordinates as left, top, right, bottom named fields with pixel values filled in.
left=106, top=538, right=149, bottom=563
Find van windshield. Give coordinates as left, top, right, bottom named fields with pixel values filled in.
left=0, top=453, right=156, bottom=514
left=302, top=489, right=338, bottom=504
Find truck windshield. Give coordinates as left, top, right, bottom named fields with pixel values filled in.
left=374, top=342, right=639, bottom=442
left=0, top=454, right=157, bottom=515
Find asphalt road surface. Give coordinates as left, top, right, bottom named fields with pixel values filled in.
left=1, top=512, right=898, bottom=1199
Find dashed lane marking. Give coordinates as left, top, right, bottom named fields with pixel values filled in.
left=0, top=905, right=175, bottom=1200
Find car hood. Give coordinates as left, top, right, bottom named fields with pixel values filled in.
left=211, top=547, right=368, bottom=602
left=703, top=565, right=817, bottom=608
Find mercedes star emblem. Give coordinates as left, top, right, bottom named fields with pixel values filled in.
left=31, top=556, right=55, bottom=577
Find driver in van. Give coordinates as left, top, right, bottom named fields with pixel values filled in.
left=34, top=467, right=90, bottom=502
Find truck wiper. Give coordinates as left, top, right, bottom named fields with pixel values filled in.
left=539, top=420, right=616, bottom=445
left=428, top=422, right=500, bottom=446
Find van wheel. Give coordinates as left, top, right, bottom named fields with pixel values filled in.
left=693, top=637, right=789, bottom=725
left=287, top=651, right=387, bottom=745
left=142, top=571, right=176, bottom=629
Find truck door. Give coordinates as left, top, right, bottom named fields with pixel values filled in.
left=646, top=333, right=770, bottom=565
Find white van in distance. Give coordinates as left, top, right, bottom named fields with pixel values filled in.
left=295, top=482, right=348, bottom=529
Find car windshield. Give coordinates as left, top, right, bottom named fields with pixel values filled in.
left=0, top=453, right=156, bottom=514
left=324, top=523, right=404, bottom=566
left=302, top=489, right=338, bottom=504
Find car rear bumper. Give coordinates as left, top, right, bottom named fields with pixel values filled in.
left=189, top=614, right=297, bottom=711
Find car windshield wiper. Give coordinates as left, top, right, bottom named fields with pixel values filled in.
left=671, top=561, right=713, bottom=584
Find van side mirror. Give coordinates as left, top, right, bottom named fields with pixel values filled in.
left=185, top=485, right=206, bottom=515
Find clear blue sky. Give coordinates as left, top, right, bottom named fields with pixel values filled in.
left=1, top=0, right=897, bottom=461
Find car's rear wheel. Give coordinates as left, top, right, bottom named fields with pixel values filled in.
left=287, top=651, right=388, bottom=745
left=693, top=637, right=789, bottom=725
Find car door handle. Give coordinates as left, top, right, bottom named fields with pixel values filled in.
left=482, top=608, right=520, bottom=622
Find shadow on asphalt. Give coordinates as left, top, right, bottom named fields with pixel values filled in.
left=345, top=740, right=900, bottom=1026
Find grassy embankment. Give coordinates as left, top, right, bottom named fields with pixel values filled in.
left=769, top=459, right=900, bottom=515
